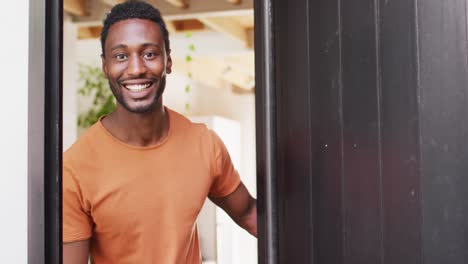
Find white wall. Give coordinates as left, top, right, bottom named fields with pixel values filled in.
left=0, top=1, right=29, bottom=263
left=63, top=18, right=78, bottom=150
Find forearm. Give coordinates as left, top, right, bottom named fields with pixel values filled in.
left=63, top=240, right=90, bottom=264
left=210, top=183, right=258, bottom=238
left=233, top=198, right=257, bottom=237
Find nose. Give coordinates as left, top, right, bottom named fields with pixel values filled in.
left=127, top=55, right=146, bottom=77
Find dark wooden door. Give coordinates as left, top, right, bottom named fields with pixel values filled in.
left=255, top=0, right=468, bottom=263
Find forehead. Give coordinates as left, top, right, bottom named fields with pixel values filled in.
left=105, top=18, right=163, bottom=49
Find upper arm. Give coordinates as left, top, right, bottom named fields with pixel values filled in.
left=206, top=130, right=256, bottom=236
left=210, top=182, right=254, bottom=219
left=63, top=239, right=90, bottom=264
left=207, top=130, right=241, bottom=198
left=63, top=166, right=93, bottom=242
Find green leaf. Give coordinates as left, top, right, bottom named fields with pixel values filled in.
left=185, top=85, right=190, bottom=93
left=77, top=64, right=115, bottom=129
left=189, top=44, right=196, bottom=52
left=185, top=55, right=192, bottom=62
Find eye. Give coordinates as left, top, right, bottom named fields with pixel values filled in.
left=114, top=53, right=127, bottom=61
left=143, top=52, right=157, bottom=60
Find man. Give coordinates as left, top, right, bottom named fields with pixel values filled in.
left=62, top=1, right=257, bottom=263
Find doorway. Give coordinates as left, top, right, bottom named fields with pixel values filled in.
left=62, top=1, right=257, bottom=264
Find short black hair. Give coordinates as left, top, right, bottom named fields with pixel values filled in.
left=100, top=0, right=170, bottom=55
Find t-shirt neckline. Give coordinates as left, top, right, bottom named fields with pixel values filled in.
left=97, top=107, right=173, bottom=151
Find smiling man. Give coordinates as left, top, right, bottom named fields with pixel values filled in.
left=62, top=1, right=257, bottom=263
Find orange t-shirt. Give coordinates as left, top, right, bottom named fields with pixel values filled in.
left=62, top=108, right=241, bottom=263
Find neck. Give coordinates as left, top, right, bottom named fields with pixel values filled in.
left=102, top=100, right=169, bottom=147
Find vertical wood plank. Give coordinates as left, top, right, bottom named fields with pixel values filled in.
left=273, top=0, right=314, bottom=263
left=417, top=0, right=468, bottom=263
left=309, top=0, right=344, bottom=263
left=341, top=1, right=382, bottom=263
left=378, top=0, right=422, bottom=263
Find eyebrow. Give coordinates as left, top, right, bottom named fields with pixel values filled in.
left=110, top=44, right=127, bottom=51
left=141, top=43, right=162, bottom=49
left=110, top=43, right=161, bottom=51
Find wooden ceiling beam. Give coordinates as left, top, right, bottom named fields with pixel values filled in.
left=226, top=0, right=241, bottom=4
left=78, top=26, right=103, bottom=40
left=199, top=17, right=251, bottom=48
left=165, top=0, right=189, bottom=9
left=232, top=84, right=254, bottom=95
left=151, top=0, right=253, bottom=17
left=172, top=19, right=205, bottom=31
left=64, top=0, right=87, bottom=16
left=246, top=27, right=254, bottom=49
left=166, top=21, right=177, bottom=34
left=221, top=64, right=255, bottom=90
left=171, top=56, right=255, bottom=92
left=73, top=0, right=253, bottom=24
left=100, top=0, right=124, bottom=6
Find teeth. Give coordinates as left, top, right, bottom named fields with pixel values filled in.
left=125, top=83, right=151, bottom=91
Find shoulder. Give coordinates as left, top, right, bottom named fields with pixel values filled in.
left=63, top=122, right=102, bottom=172
left=167, top=108, right=220, bottom=154
left=168, top=108, right=213, bottom=139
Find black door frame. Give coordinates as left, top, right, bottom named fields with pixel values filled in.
left=31, top=0, right=277, bottom=263
left=28, top=0, right=62, bottom=263
left=254, top=0, right=278, bottom=263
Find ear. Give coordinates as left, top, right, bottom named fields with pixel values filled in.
left=101, top=54, right=109, bottom=79
left=166, top=49, right=172, bottom=74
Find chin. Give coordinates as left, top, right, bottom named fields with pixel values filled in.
left=123, top=103, right=156, bottom=113
left=121, top=98, right=160, bottom=114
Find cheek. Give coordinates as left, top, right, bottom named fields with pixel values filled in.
left=107, top=63, right=127, bottom=80
left=146, top=60, right=166, bottom=74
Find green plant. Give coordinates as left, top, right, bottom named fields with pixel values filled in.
left=77, top=64, right=116, bottom=129
left=184, top=31, right=195, bottom=113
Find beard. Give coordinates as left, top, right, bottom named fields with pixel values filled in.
left=109, top=75, right=166, bottom=114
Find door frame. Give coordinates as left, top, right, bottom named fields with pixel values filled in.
left=31, top=0, right=278, bottom=263
left=28, top=0, right=62, bottom=263
left=254, top=0, right=278, bottom=263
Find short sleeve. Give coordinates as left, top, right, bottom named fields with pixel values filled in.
left=62, top=165, right=93, bottom=243
left=208, top=130, right=241, bottom=198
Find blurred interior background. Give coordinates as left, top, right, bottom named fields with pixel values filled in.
left=63, top=0, right=257, bottom=263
